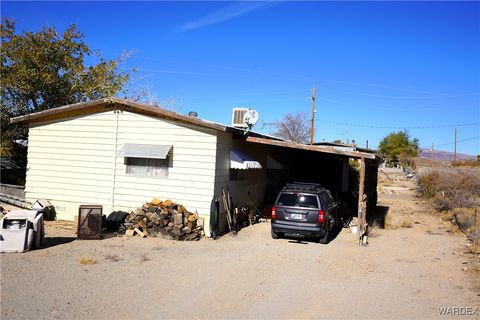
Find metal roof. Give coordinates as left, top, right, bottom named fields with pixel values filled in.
left=10, top=97, right=228, bottom=132
left=246, top=137, right=379, bottom=160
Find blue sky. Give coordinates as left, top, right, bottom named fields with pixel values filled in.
left=2, top=1, right=479, bottom=155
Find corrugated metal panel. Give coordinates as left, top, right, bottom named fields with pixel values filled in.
left=118, top=144, right=171, bottom=159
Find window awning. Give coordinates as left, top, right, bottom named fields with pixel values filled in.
left=118, top=144, right=172, bottom=159
left=230, top=150, right=262, bottom=170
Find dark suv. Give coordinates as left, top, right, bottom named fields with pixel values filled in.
left=271, top=182, right=338, bottom=244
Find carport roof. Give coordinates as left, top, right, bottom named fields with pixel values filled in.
left=245, top=137, right=379, bottom=161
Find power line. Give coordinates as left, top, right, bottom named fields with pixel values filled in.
left=260, top=120, right=479, bottom=131
left=422, top=135, right=480, bottom=149
left=315, top=119, right=479, bottom=129
left=127, top=65, right=480, bottom=99
left=119, top=55, right=479, bottom=97
left=318, top=97, right=478, bottom=111
left=317, top=86, right=480, bottom=99
left=167, top=90, right=306, bottom=100
left=182, top=96, right=307, bottom=108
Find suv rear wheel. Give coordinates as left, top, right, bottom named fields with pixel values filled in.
left=271, top=229, right=283, bottom=239
left=319, top=218, right=333, bottom=244
left=319, top=229, right=329, bottom=244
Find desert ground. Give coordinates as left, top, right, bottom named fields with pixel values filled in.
left=1, top=172, right=479, bottom=319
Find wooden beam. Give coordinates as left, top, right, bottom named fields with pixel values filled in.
left=245, top=136, right=377, bottom=159
left=357, top=158, right=366, bottom=245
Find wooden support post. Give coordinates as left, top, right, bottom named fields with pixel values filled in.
left=357, top=158, right=366, bottom=245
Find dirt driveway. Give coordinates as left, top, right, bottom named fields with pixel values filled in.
left=1, top=183, right=479, bottom=319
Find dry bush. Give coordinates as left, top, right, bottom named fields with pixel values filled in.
left=417, top=172, right=440, bottom=198
left=440, top=210, right=455, bottom=222
left=414, top=157, right=444, bottom=168
left=367, top=221, right=384, bottom=238
left=417, top=169, right=480, bottom=243
left=454, top=208, right=480, bottom=243
left=384, top=213, right=399, bottom=230
left=469, top=242, right=479, bottom=255
left=451, top=159, right=480, bottom=168
left=418, top=170, right=479, bottom=210
left=79, top=257, right=96, bottom=265
left=378, top=177, right=393, bottom=187
left=400, top=219, right=413, bottom=228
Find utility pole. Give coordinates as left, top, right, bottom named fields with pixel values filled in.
left=454, top=128, right=457, bottom=162
left=366, top=140, right=369, bottom=149
left=310, top=86, right=316, bottom=145
left=431, top=143, right=434, bottom=166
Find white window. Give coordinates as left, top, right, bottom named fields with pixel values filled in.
left=126, top=157, right=169, bottom=177
left=119, top=144, right=172, bottom=178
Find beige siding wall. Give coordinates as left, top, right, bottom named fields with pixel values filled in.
left=25, top=110, right=218, bottom=222
left=113, top=111, right=217, bottom=219
left=214, top=132, right=269, bottom=233
left=25, top=112, right=116, bottom=220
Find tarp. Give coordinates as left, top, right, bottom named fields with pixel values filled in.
left=118, top=144, right=172, bottom=159
left=230, top=150, right=262, bottom=170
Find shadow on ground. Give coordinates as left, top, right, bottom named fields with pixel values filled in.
left=283, top=224, right=345, bottom=245
left=41, top=237, right=76, bottom=249
left=368, top=205, right=390, bottom=228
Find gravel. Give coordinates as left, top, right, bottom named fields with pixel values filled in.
left=1, top=188, right=479, bottom=319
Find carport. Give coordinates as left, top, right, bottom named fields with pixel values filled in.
left=244, top=137, right=380, bottom=245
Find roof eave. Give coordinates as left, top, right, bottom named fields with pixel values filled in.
left=10, top=97, right=228, bottom=132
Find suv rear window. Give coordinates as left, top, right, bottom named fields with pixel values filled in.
left=277, top=193, right=319, bottom=208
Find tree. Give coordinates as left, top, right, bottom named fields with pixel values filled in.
left=378, top=131, right=419, bottom=166
left=1, top=18, right=130, bottom=156
left=273, top=112, right=310, bottom=144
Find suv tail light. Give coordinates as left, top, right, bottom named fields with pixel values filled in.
left=271, top=206, right=277, bottom=219
left=318, top=210, right=325, bottom=223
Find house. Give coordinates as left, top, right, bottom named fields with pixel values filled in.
left=11, top=97, right=379, bottom=239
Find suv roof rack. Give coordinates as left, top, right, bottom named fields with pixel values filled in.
left=283, top=182, right=324, bottom=192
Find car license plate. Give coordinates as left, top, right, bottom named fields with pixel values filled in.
left=291, top=213, right=302, bottom=219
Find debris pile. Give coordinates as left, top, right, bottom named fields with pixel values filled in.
left=125, top=198, right=203, bottom=241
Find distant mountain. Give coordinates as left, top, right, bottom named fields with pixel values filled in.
left=419, top=148, right=476, bottom=161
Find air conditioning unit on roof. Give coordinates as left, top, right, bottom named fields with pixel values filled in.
left=232, top=108, right=250, bottom=128
left=232, top=108, right=260, bottom=129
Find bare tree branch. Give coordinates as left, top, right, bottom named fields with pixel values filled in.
left=272, top=112, right=310, bottom=144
